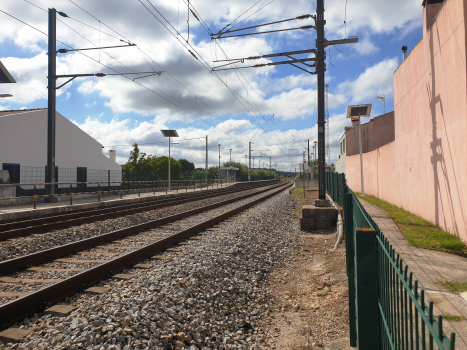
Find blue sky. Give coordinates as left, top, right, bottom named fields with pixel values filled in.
left=0, top=0, right=423, bottom=171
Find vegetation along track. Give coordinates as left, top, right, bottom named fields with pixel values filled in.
left=0, top=181, right=277, bottom=241
left=0, top=181, right=293, bottom=329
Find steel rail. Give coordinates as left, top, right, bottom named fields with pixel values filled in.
left=0, top=181, right=292, bottom=329
left=0, top=182, right=268, bottom=228
left=0, top=182, right=286, bottom=275
left=0, top=182, right=277, bottom=240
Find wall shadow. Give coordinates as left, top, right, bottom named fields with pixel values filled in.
left=428, top=24, right=466, bottom=237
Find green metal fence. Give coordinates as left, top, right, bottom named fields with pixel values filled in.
left=326, top=172, right=456, bottom=350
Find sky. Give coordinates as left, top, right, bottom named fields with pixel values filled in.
left=0, top=0, right=423, bottom=172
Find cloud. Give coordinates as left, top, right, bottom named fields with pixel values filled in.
left=338, top=57, right=399, bottom=103
left=0, top=53, right=71, bottom=104
left=353, top=37, right=380, bottom=55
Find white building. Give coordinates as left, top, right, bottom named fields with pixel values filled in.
left=335, top=132, right=346, bottom=174
left=0, top=108, right=121, bottom=187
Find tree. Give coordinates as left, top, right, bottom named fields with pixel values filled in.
left=152, top=156, right=182, bottom=180
left=179, top=159, right=195, bottom=178
left=123, top=143, right=157, bottom=180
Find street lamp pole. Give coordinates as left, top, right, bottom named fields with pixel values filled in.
left=218, top=144, right=221, bottom=188
left=168, top=136, right=171, bottom=191
left=377, top=94, right=386, bottom=114
left=248, top=142, right=252, bottom=182
left=205, top=135, right=208, bottom=185
left=229, top=148, right=232, bottom=183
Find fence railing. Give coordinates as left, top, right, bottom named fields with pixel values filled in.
left=326, top=172, right=456, bottom=350
left=0, top=178, right=237, bottom=209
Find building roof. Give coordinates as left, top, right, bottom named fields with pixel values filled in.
left=0, top=108, right=47, bottom=118
left=0, top=61, right=16, bottom=84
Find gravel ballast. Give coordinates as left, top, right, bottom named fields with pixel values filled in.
left=0, top=187, right=270, bottom=262
left=1, top=187, right=309, bottom=349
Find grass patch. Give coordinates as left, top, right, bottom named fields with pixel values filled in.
left=291, top=188, right=305, bottom=217
left=436, top=280, right=467, bottom=293
left=441, top=315, right=464, bottom=321
left=354, top=192, right=466, bottom=254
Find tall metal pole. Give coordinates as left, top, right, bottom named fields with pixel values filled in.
left=269, top=156, right=271, bottom=180
left=317, top=0, right=326, bottom=199
left=168, top=136, right=171, bottom=191
left=47, top=8, right=57, bottom=195
left=205, top=135, right=208, bottom=184
left=359, top=118, right=365, bottom=196
left=218, top=144, right=221, bottom=188
left=248, top=142, right=251, bottom=182
left=307, top=140, right=310, bottom=180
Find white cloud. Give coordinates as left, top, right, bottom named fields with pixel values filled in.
left=353, top=37, right=380, bottom=55
left=338, top=57, right=399, bottom=103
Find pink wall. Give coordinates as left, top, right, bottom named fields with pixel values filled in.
left=347, top=0, right=467, bottom=241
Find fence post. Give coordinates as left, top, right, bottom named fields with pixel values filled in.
left=345, top=193, right=356, bottom=347
left=98, top=182, right=101, bottom=202
left=138, top=181, right=141, bottom=197
left=120, top=182, right=123, bottom=199
left=355, top=227, right=380, bottom=350
left=33, top=184, right=37, bottom=209
left=186, top=180, right=188, bottom=192
left=153, top=181, right=155, bottom=195
left=70, top=183, right=73, bottom=205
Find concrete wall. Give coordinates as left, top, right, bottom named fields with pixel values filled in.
left=0, top=109, right=121, bottom=171
left=346, top=112, right=395, bottom=157
left=335, top=153, right=346, bottom=174
left=347, top=0, right=467, bottom=241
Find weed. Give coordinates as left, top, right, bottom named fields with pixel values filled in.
left=436, top=280, right=467, bottom=293
left=355, top=193, right=466, bottom=254
left=441, top=315, right=464, bottom=322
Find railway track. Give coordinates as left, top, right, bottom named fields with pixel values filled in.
left=0, top=181, right=277, bottom=241
left=0, top=181, right=292, bottom=329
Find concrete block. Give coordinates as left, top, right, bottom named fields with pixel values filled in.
left=316, top=218, right=337, bottom=230
left=0, top=170, right=11, bottom=184
left=315, top=199, right=331, bottom=207
left=45, top=304, right=76, bottom=316
left=300, top=218, right=316, bottom=231
left=302, top=205, right=337, bottom=219
left=0, top=185, right=15, bottom=200
left=167, top=248, right=183, bottom=252
left=134, top=264, right=152, bottom=269
left=0, top=328, right=31, bottom=343
left=111, top=274, right=134, bottom=280
left=84, top=286, right=110, bottom=294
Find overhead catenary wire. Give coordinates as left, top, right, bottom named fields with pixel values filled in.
left=139, top=0, right=290, bottom=155
left=64, top=0, right=255, bottom=144
left=14, top=1, right=305, bottom=166
left=165, top=0, right=305, bottom=155
left=60, top=0, right=253, bottom=145
left=217, top=0, right=263, bottom=34
left=227, top=0, right=276, bottom=32
left=1, top=6, right=247, bottom=147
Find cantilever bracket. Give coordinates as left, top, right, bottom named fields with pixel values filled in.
left=56, top=77, right=76, bottom=89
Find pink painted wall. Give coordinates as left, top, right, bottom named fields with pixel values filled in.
left=347, top=0, right=467, bottom=241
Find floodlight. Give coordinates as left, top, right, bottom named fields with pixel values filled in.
left=346, top=104, right=372, bottom=118
left=161, top=130, right=179, bottom=137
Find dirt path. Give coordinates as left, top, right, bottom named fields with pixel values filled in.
left=260, top=187, right=352, bottom=349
